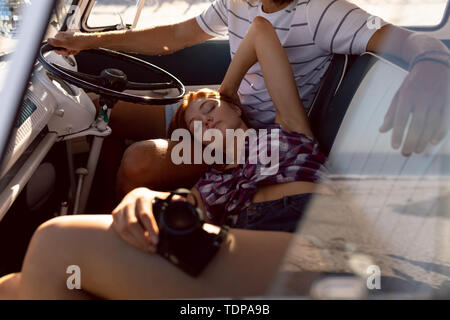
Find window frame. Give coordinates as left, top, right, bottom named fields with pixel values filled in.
left=80, top=0, right=450, bottom=34
left=79, top=0, right=133, bottom=32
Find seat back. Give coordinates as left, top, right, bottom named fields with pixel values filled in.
left=308, top=54, right=376, bottom=155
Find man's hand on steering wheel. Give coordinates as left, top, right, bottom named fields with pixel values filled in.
left=39, top=42, right=185, bottom=105
left=48, top=31, right=90, bottom=56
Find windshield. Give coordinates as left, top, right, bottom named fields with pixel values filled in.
left=0, top=0, right=31, bottom=97
left=269, top=58, right=450, bottom=299
left=86, top=0, right=221, bottom=34
left=0, top=0, right=68, bottom=92
left=0, top=0, right=69, bottom=55
left=350, top=0, right=449, bottom=27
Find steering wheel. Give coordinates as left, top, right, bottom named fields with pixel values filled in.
left=38, top=42, right=185, bottom=106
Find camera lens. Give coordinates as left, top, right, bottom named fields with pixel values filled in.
left=164, top=201, right=197, bottom=231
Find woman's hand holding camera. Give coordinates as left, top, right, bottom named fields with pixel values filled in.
left=111, top=188, right=164, bottom=253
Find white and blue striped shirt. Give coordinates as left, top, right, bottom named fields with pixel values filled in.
left=196, top=0, right=388, bottom=128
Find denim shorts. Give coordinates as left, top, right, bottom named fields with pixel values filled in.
left=233, top=193, right=318, bottom=233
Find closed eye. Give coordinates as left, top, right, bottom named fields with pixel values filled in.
left=206, top=103, right=215, bottom=113
left=201, top=101, right=216, bottom=114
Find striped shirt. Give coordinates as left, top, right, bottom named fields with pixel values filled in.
left=196, top=0, right=388, bottom=128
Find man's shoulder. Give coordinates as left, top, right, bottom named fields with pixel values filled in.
left=305, top=0, right=358, bottom=12
left=227, top=0, right=256, bottom=11
left=303, top=0, right=362, bottom=25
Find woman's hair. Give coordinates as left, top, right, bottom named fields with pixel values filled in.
left=167, top=88, right=248, bottom=137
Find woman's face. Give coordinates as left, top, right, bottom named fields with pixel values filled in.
left=184, top=98, right=247, bottom=145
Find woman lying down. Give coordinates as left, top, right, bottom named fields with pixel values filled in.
left=0, top=17, right=334, bottom=299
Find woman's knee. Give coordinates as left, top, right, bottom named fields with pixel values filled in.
left=118, top=139, right=169, bottom=188
left=21, top=217, right=73, bottom=276
left=251, top=16, right=274, bottom=32
left=0, top=273, right=21, bottom=300
left=28, top=216, right=75, bottom=251
left=25, top=216, right=113, bottom=266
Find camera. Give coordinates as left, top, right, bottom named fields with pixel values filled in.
left=152, top=189, right=228, bottom=277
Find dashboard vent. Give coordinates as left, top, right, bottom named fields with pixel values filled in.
left=15, top=97, right=37, bottom=128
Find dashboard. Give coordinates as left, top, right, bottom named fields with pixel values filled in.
left=0, top=77, right=57, bottom=178
left=0, top=51, right=96, bottom=179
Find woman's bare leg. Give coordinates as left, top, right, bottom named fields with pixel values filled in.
left=19, top=215, right=292, bottom=299
left=0, top=273, right=20, bottom=300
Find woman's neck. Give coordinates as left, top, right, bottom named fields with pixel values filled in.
left=260, top=0, right=293, bottom=13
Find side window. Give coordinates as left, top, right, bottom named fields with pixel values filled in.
left=348, top=0, right=449, bottom=28
left=87, top=0, right=139, bottom=28
left=86, top=0, right=213, bottom=29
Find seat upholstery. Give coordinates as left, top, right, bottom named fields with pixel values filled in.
left=308, top=54, right=377, bottom=155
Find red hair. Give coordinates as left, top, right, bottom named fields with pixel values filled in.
left=167, top=88, right=248, bottom=137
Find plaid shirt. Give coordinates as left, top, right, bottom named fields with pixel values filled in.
left=195, top=123, right=328, bottom=225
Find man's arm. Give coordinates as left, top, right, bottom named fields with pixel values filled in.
left=48, top=17, right=214, bottom=56
left=366, top=25, right=449, bottom=156
left=367, top=25, right=448, bottom=66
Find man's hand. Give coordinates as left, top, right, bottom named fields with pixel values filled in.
left=48, top=31, right=93, bottom=56
left=379, top=61, right=449, bottom=156
left=111, top=188, right=161, bottom=253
